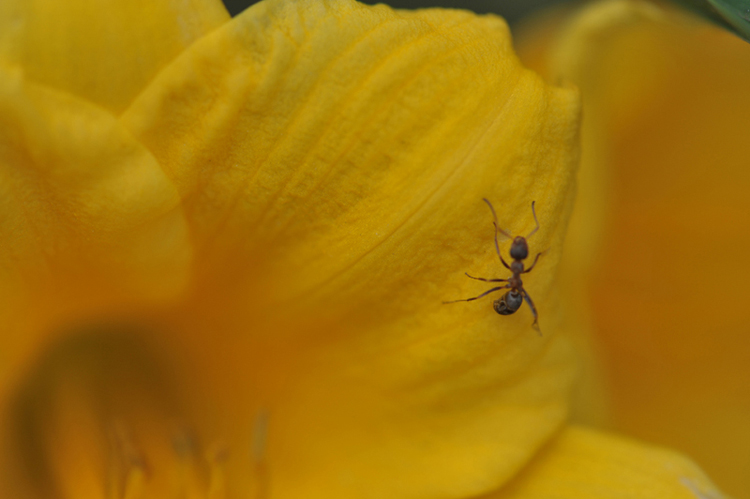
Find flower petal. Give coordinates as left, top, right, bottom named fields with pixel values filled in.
left=489, top=426, right=725, bottom=499
left=0, top=63, right=191, bottom=488
left=0, top=0, right=230, bottom=113
left=123, top=0, right=581, bottom=313
left=123, top=0, right=582, bottom=496
left=517, top=1, right=750, bottom=496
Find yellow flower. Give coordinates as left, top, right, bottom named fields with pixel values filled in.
left=0, top=0, right=728, bottom=498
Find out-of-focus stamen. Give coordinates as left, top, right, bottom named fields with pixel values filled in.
left=252, top=410, right=269, bottom=499
left=206, top=441, right=229, bottom=499
left=109, top=423, right=149, bottom=499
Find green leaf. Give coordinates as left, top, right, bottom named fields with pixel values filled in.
left=670, top=0, right=750, bottom=41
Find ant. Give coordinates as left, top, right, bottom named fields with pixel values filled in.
left=444, top=199, right=543, bottom=333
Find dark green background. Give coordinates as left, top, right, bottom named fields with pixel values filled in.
left=220, top=0, right=750, bottom=39
left=220, top=0, right=567, bottom=24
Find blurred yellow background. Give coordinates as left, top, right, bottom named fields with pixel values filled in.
left=517, top=2, right=750, bottom=496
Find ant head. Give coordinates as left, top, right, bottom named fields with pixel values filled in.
left=510, top=236, right=528, bottom=260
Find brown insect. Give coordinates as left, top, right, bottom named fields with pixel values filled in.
left=444, top=198, right=543, bottom=333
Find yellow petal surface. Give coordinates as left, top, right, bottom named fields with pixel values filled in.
left=490, top=426, right=723, bottom=499
left=119, top=0, right=582, bottom=497
left=517, top=1, right=750, bottom=497
left=0, top=0, right=230, bottom=114
left=0, top=64, right=191, bottom=493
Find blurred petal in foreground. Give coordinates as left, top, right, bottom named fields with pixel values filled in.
left=0, top=0, right=229, bottom=113
left=492, top=426, right=721, bottom=499
left=518, top=0, right=750, bottom=496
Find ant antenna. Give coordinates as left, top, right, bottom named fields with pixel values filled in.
left=526, top=201, right=540, bottom=239
left=482, top=198, right=512, bottom=239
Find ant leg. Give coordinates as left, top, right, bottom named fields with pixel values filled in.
left=482, top=199, right=512, bottom=269
left=521, top=289, right=541, bottom=335
left=465, top=273, right=507, bottom=283
left=522, top=252, right=543, bottom=274
left=527, top=201, right=540, bottom=239
left=495, top=230, right=512, bottom=270
left=443, top=285, right=509, bottom=304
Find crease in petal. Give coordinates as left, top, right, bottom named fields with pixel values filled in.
left=122, top=0, right=583, bottom=497
left=0, top=0, right=230, bottom=113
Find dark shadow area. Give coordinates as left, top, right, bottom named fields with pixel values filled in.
left=10, top=325, right=184, bottom=498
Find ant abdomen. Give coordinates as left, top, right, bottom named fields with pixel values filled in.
left=493, top=290, right=523, bottom=316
